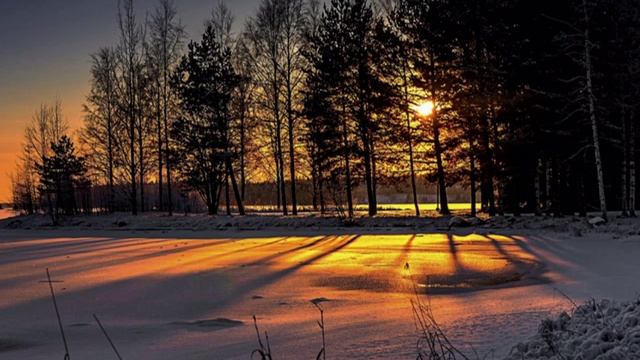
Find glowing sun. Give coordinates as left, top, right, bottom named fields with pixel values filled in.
left=414, top=101, right=435, bottom=116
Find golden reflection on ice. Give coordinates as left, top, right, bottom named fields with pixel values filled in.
left=0, top=232, right=546, bottom=311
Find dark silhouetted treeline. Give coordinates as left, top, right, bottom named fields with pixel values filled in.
left=12, top=0, right=640, bottom=219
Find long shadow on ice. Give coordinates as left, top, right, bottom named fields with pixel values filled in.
left=0, top=235, right=361, bottom=327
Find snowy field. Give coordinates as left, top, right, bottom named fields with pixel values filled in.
left=0, top=215, right=640, bottom=359
left=2, top=222, right=640, bottom=359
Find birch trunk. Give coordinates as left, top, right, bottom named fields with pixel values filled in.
left=583, top=0, right=607, bottom=220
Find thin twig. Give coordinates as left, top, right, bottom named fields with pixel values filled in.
left=46, top=268, right=70, bottom=360
left=406, top=264, right=471, bottom=360
left=553, top=286, right=578, bottom=309
left=314, top=303, right=326, bottom=360
left=93, top=314, right=123, bottom=360
left=253, top=315, right=265, bottom=350
left=251, top=315, right=272, bottom=360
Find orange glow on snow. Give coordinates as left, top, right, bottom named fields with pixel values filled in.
left=0, top=233, right=545, bottom=310
left=0, top=231, right=576, bottom=358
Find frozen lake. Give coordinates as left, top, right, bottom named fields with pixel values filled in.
left=1, top=229, right=639, bottom=359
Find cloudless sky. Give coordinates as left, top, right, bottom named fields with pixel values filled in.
left=0, top=0, right=258, bottom=201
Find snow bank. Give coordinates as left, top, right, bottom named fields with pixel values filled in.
left=5, top=211, right=640, bottom=240
left=505, top=298, right=640, bottom=359
left=0, top=212, right=449, bottom=231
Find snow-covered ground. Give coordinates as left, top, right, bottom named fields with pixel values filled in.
left=506, top=298, right=640, bottom=359
left=1, top=219, right=640, bottom=359
left=5, top=211, right=639, bottom=235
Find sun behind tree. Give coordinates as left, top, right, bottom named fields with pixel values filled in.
left=414, top=101, right=435, bottom=117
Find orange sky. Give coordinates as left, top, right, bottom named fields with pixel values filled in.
left=0, top=76, right=87, bottom=203
left=0, top=0, right=257, bottom=203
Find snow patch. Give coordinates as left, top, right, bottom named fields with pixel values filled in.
left=505, top=298, right=640, bottom=359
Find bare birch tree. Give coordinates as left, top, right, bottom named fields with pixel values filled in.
left=117, top=0, right=145, bottom=215
left=246, top=0, right=288, bottom=215
left=82, top=47, right=118, bottom=212
left=148, top=0, right=184, bottom=215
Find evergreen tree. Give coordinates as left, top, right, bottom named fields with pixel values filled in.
left=171, top=25, right=240, bottom=215
left=37, top=136, right=88, bottom=222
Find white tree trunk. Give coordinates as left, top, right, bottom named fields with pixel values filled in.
left=583, top=0, right=607, bottom=219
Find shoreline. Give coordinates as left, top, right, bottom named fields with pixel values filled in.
left=1, top=211, right=637, bottom=237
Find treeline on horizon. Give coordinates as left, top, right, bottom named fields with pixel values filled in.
left=10, top=0, right=640, bottom=220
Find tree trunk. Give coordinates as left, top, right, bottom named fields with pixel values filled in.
left=319, top=172, right=326, bottom=215
left=240, top=111, right=246, bottom=202
left=275, top=146, right=281, bottom=210
left=432, top=114, right=450, bottom=215
left=225, top=171, right=231, bottom=216
left=207, top=178, right=215, bottom=215
left=277, top=134, right=287, bottom=215
left=107, top=80, right=115, bottom=214
left=287, top=81, right=298, bottom=215
left=138, top=116, right=145, bottom=213
left=583, top=0, right=607, bottom=220
left=534, top=158, right=541, bottom=216
left=622, top=106, right=629, bottom=216
left=479, top=113, right=495, bottom=216
left=341, top=111, right=354, bottom=219
left=470, top=149, right=477, bottom=217
left=371, top=138, right=378, bottom=215
left=288, top=118, right=297, bottom=215
left=362, top=136, right=376, bottom=217
left=545, top=159, right=552, bottom=213
left=630, top=110, right=637, bottom=216
left=163, top=41, right=173, bottom=216
left=407, top=113, right=419, bottom=217
left=551, top=157, right=560, bottom=216
left=157, top=85, right=164, bottom=212
left=129, top=97, right=137, bottom=215
left=272, top=53, right=288, bottom=216
left=227, top=157, right=245, bottom=215
left=311, top=157, right=319, bottom=211
left=403, top=58, right=420, bottom=217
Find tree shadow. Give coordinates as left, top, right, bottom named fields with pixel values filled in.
left=238, top=235, right=338, bottom=268
left=446, top=233, right=467, bottom=273
left=206, top=235, right=362, bottom=309
left=174, top=236, right=292, bottom=268
left=0, top=237, right=136, bottom=263
left=393, top=235, right=416, bottom=267
left=0, top=239, right=237, bottom=290
left=0, top=235, right=362, bottom=323
left=0, top=238, right=172, bottom=266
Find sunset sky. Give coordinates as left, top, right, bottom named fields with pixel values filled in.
left=0, top=0, right=257, bottom=202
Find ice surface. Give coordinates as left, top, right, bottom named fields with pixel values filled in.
left=1, top=215, right=640, bottom=359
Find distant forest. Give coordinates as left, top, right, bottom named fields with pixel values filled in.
left=10, top=0, right=640, bottom=220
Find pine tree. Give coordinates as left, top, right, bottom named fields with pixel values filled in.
left=171, top=25, right=240, bottom=215
left=37, top=136, right=88, bottom=222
